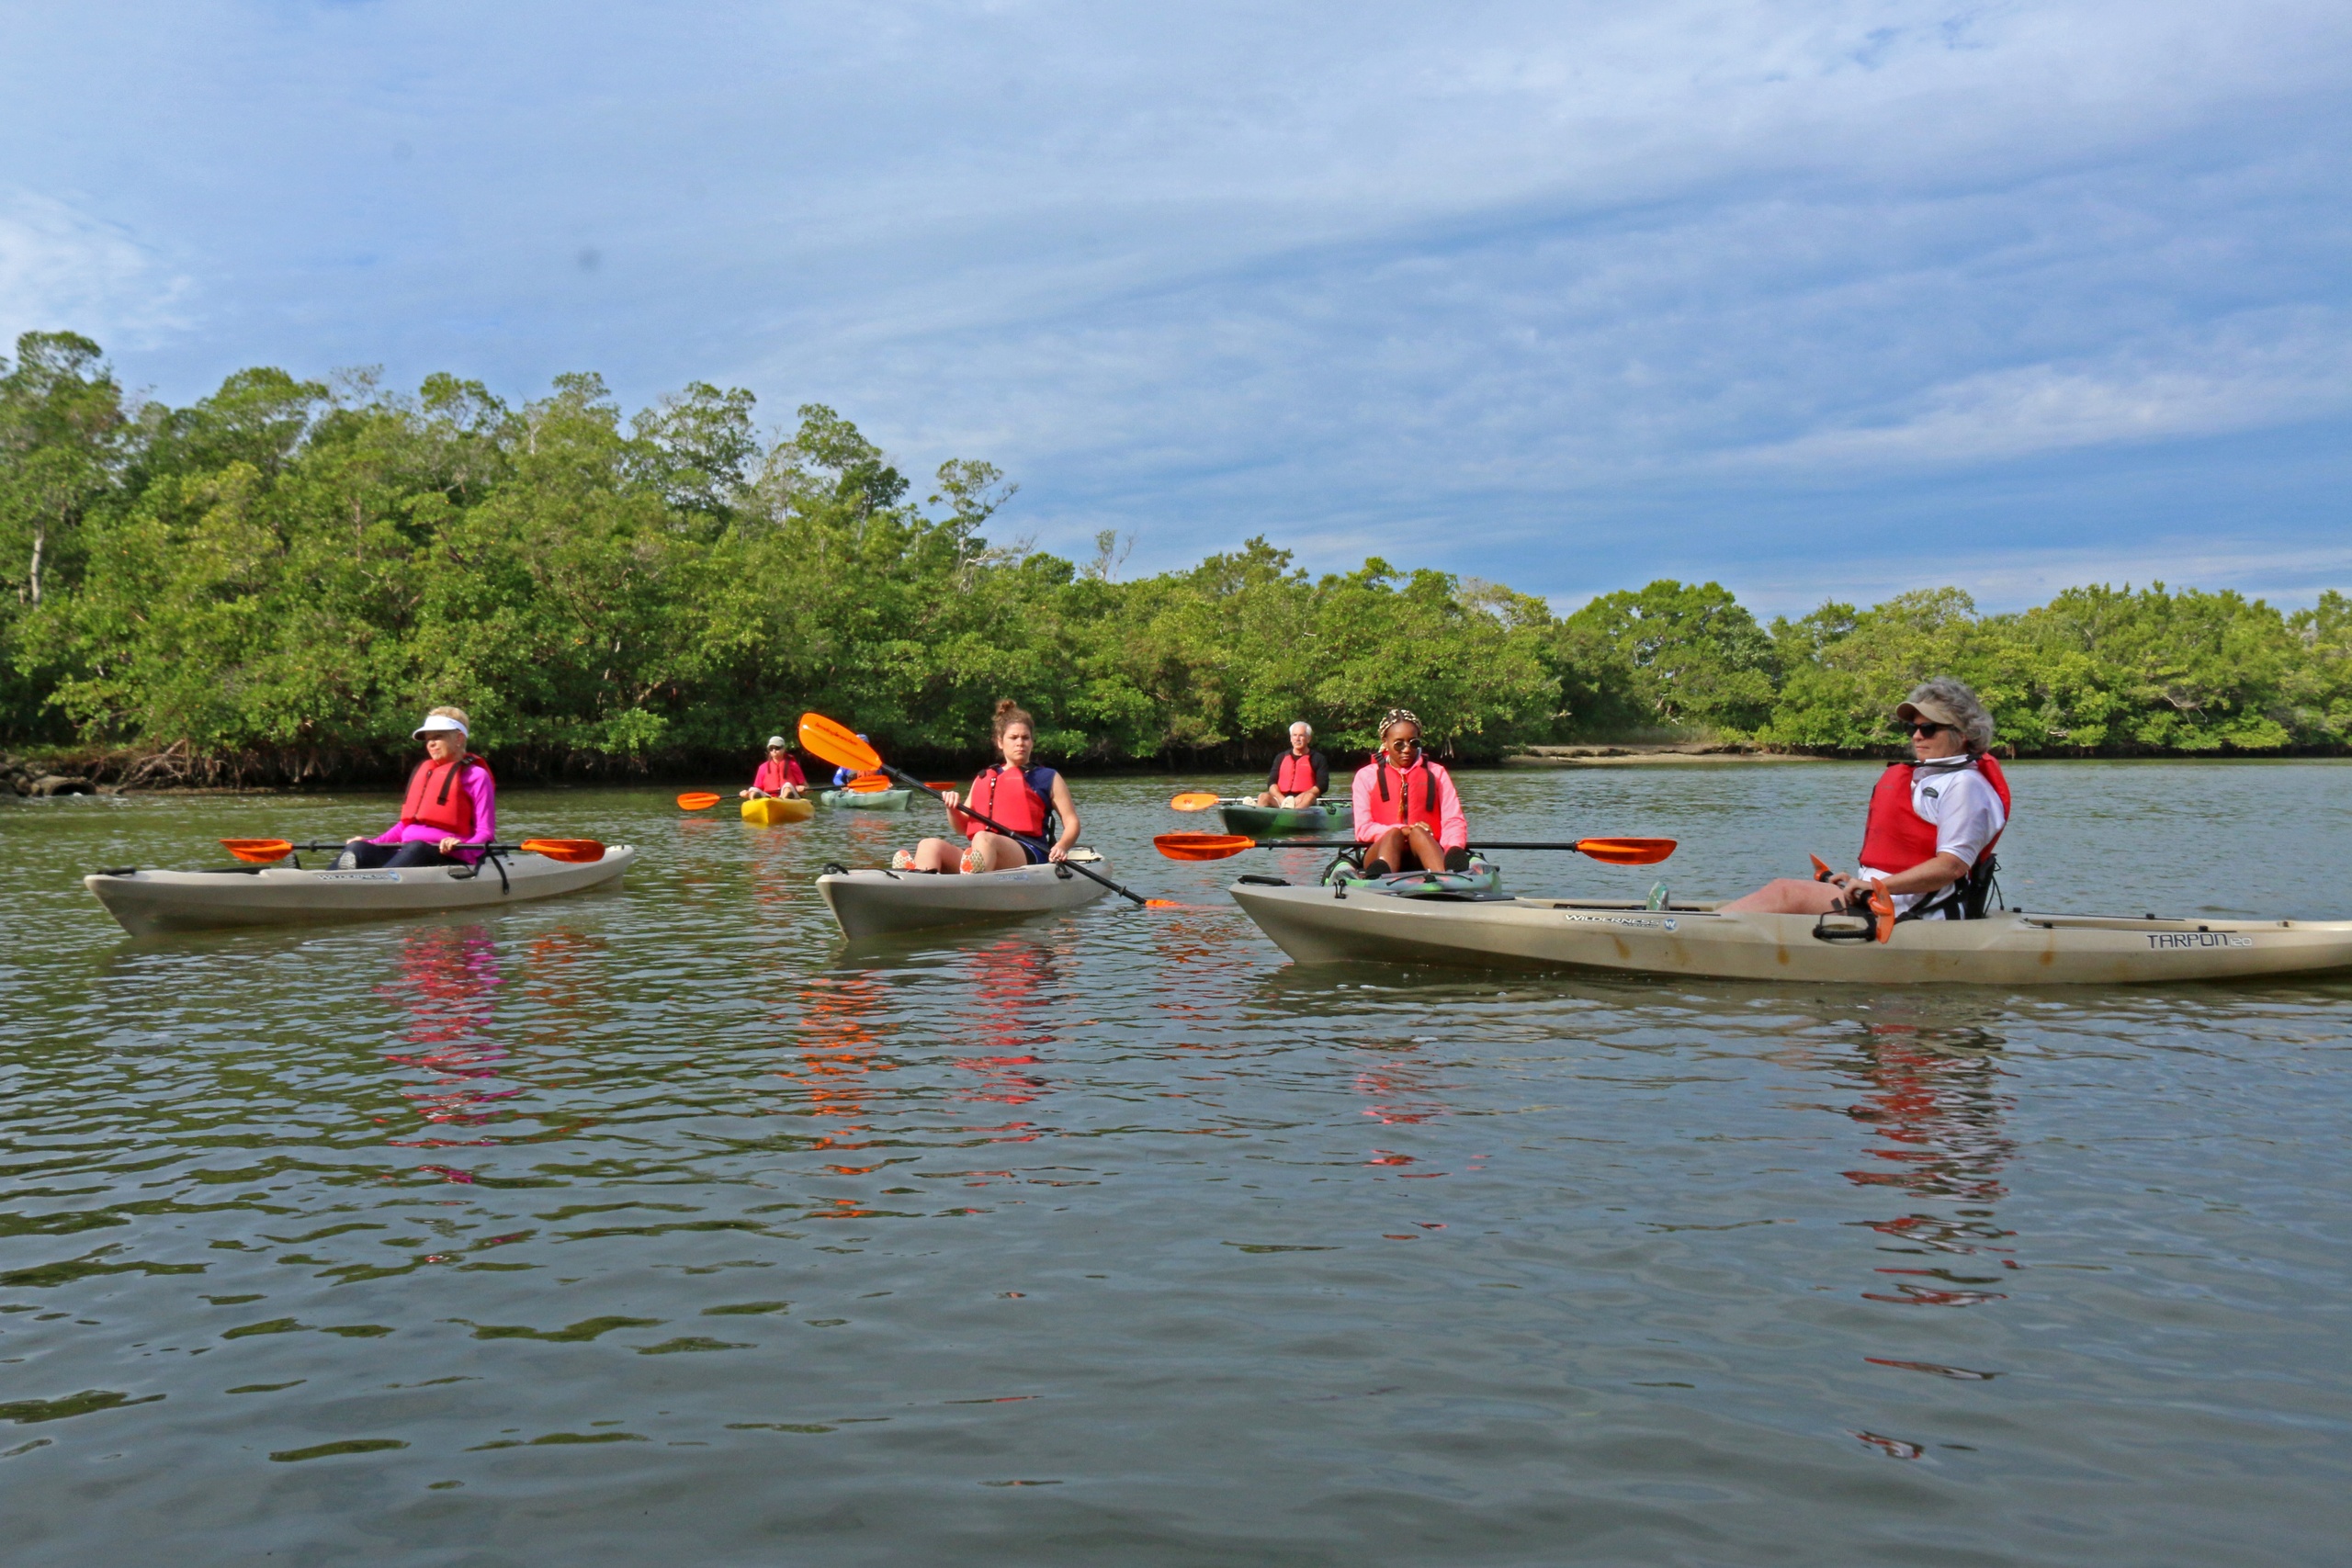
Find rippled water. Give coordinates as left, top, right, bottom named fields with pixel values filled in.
left=4, top=761, right=2349, bottom=1565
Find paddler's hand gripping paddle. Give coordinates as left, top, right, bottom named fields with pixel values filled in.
left=797, top=713, right=1180, bottom=908
left=1812, top=853, right=1894, bottom=942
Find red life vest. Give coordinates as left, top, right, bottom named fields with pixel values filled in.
left=754, top=757, right=802, bottom=794
left=399, top=753, right=490, bottom=838
left=1858, top=754, right=2010, bottom=872
left=1362, top=756, right=1443, bottom=834
left=1275, top=750, right=1318, bottom=795
left=967, top=764, right=1056, bottom=841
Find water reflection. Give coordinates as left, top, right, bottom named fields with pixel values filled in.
left=951, top=938, right=1057, bottom=1110
left=379, top=925, right=507, bottom=1168
left=1835, top=1022, right=2018, bottom=1310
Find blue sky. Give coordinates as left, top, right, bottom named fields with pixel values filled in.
left=3, top=1, right=2346, bottom=614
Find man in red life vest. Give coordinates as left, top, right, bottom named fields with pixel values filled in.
left=741, top=735, right=807, bottom=800
left=1723, top=678, right=2010, bottom=919
left=1256, top=721, right=1329, bottom=808
left=341, top=706, right=497, bottom=869
left=1351, top=708, right=1470, bottom=876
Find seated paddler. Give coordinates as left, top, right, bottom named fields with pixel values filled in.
left=1351, top=708, right=1470, bottom=876
left=1257, top=720, right=1329, bottom=808
left=741, top=734, right=807, bottom=800
left=342, top=706, right=495, bottom=869
left=902, top=700, right=1080, bottom=874
left=1722, top=678, right=2010, bottom=919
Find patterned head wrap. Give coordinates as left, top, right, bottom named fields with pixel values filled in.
left=1377, top=708, right=1421, bottom=740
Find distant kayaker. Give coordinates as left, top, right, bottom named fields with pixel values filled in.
left=901, top=700, right=1080, bottom=873
left=1352, top=708, right=1469, bottom=876
left=341, top=707, right=495, bottom=868
left=741, top=736, right=807, bottom=800
left=1256, top=721, right=1329, bottom=809
left=1722, top=678, right=2010, bottom=919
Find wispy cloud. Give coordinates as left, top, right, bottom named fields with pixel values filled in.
left=0, top=188, right=192, bottom=354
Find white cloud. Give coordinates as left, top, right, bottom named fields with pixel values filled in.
left=1726, top=314, right=2352, bottom=469
left=0, top=188, right=192, bottom=354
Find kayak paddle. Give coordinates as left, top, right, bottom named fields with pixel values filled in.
left=1170, top=792, right=1238, bottom=811
left=797, top=712, right=1178, bottom=908
left=1154, top=832, right=1679, bottom=866
left=220, top=838, right=608, bottom=864
left=1813, top=853, right=1896, bottom=942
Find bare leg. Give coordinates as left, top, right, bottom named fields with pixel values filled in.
left=967, top=832, right=1032, bottom=872
left=912, top=837, right=961, bottom=872
left=1400, top=823, right=1445, bottom=872
left=1256, top=788, right=1281, bottom=807
left=1720, top=878, right=1851, bottom=915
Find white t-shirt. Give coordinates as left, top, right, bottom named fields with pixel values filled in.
left=1858, top=761, right=2007, bottom=914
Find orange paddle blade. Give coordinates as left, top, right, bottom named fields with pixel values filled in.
left=676, top=792, right=723, bottom=811
left=844, top=773, right=892, bottom=793
left=517, top=838, right=605, bottom=863
left=1154, top=832, right=1257, bottom=862
left=1869, top=882, right=1895, bottom=942
left=1169, top=792, right=1221, bottom=811
left=924, top=782, right=957, bottom=793
left=798, top=713, right=880, bottom=773
left=1572, top=837, right=1679, bottom=866
left=1810, top=852, right=1835, bottom=881
left=221, top=838, right=295, bottom=863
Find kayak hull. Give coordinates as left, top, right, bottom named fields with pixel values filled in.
left=85, top=846, right=636, bottom=937
left=818, top=856, right=1111, bottom=939
left=741, top=796, right=815, bottom=825
left=1220, top=802, right=1352, bottom=836
left=818, top=788, right=913, bottom=811
left=1227, top=883, right=2352, bottom=986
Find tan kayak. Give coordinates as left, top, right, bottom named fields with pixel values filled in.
left=1227, top=880, right=2352, bottom=985
left=85, top=846, right=636, bottom=937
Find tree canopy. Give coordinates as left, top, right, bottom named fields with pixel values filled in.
left=2, top=333, right=2344, bottom=778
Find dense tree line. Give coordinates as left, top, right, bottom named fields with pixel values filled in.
left=3, top=332, right=2345, bottom=781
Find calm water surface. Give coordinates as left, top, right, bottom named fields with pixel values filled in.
left=3, top=761, right=2349, bottom=1565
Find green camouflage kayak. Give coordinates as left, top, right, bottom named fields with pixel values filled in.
left=1219, top=801, right=1353, bottom=836
left=820, top=787, right=914, bottom=811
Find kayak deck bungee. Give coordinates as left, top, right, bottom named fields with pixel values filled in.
left=817, top=851, right=1113, bottom=939
left=1219, top=801, right=1353, bottom=837
left=1226, top=880, right=2352, bottom=985
left=1316, top=857, right=1504, bottom=898
left=741, top=795, right=815, bottom=825
left=85, top=845, right=635, bottom=937
left=818, top=787, right=913, bottom=811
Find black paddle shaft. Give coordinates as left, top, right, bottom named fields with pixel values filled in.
left=884, top=765, right=1149, bottom=907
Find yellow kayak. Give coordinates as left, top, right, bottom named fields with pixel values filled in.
left=741, top=795, right=814, bottom=826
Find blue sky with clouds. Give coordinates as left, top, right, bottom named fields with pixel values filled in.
left=3, top=1, right=2346, bottom=613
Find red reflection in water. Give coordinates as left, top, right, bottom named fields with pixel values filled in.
left=952, top=941, right=1057, bottom=1108
left=380, top=926, right=507, bottom=1156
left=776, top=971, right=897, bottom=1153
left=1835, top=1023, right=2021, bottom=1400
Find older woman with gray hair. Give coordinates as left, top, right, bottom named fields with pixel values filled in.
left=1722, top=678, right=2012, bottom=919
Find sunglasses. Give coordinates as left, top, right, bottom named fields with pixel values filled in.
left=1382, top=736, right=1419, bottom=750
left=1906, top=721, right=1951, bottom=738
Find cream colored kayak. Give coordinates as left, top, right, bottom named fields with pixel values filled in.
left=85, top=846, right=635, bottom=936
left=819, top=852, right=1110, bottom=939
left=1227, top=882, right=2352, bottom=985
